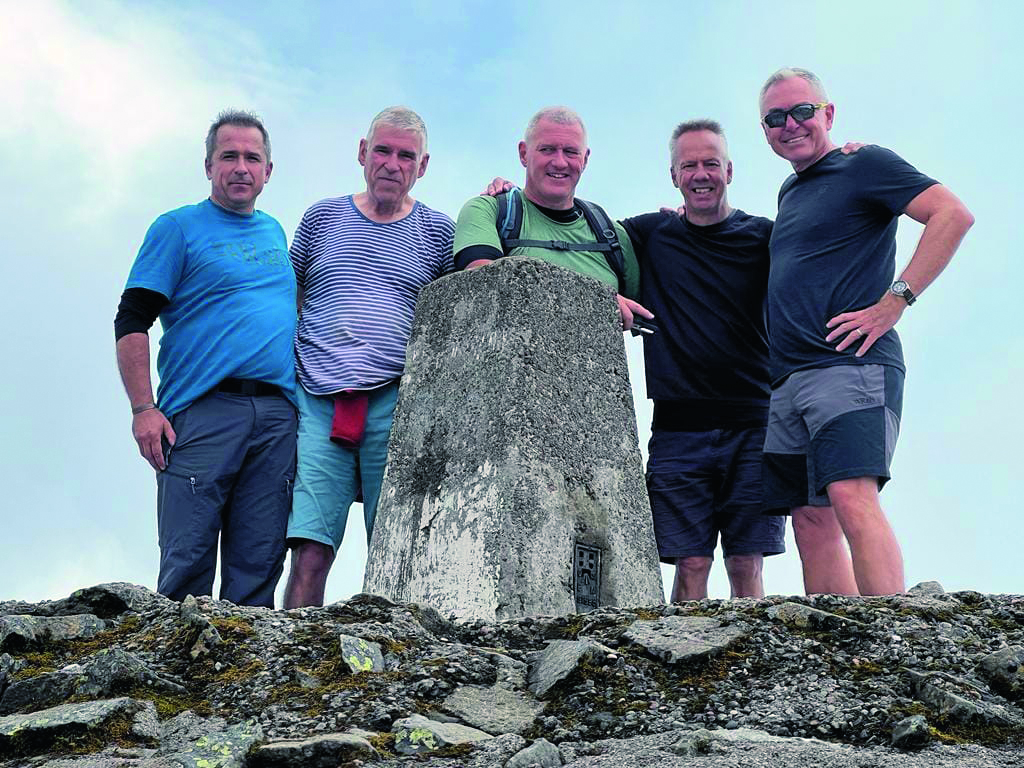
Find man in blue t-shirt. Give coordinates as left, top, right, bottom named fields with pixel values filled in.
left=283, top=107, right=454, bottom=609
left=759, top=68, right=974, bottom=596
left=621, top=120, right=786, bottom=602
left=114, top=110, right=297, bottom=608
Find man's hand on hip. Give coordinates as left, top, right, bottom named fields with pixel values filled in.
left=825, top=293, right=906, bottom=357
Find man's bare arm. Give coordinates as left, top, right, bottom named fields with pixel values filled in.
left=827, top=184, right=974, bottom=356
left=116, top=333, right=176, bottom=470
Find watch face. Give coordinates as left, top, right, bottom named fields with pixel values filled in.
left=891, top=280, right=908, bottom=294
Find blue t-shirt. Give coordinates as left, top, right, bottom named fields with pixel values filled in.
left=291, top=195, right=455, bottom=394
left=622, top=209, right=772, bottom=430
left=126, top=199, right=297, bottom=417
left=768, top=147, right=938, bottom=384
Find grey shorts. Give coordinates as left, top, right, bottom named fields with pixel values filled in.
left=762, top=364, right=903, bottom=512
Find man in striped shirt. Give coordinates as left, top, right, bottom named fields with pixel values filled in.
left=283, top=107, right=455, bottom=608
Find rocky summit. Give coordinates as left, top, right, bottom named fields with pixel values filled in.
left=0, top=582, right=1022, bottom=767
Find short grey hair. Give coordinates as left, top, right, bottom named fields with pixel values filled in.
left=669, top=119, right=727, bottom=166
left=366, top=106, right=428, bottom=154
left=524, top=106, right=587, bottom=145
left=205, top=110, right=270, bottom=163
left=759, top=67, right=829, bottom=106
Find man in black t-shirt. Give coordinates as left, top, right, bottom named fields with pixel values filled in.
left=622, top=120, right=786, bottom=602
left=759, top=67, right=973, bottom=596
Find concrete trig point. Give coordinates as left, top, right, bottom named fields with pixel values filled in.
left=363, top=258, right=663, bottom=621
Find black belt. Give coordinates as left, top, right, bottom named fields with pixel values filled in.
left=217, top=378, right=281, bottom=397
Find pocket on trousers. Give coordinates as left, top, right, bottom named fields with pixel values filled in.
left=159, top=464, right=203, bottom=497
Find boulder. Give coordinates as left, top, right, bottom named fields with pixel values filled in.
left=507, top=736, right=562, bottom=767
left=392, top=713, right=492, bottom=754
left=0, top=697, right=157, bottom=759
left=528, top=639, right=613, bottom=699
left=891, top=714, right=931, bottom=750
left=0, top=647, right=186, bottom=714
left=977, top=646, right=1024, bottom=700
left=338, top=634, right=385, bottom=674
left=441, top=683, right=544, bottom=734
left=249, top=731, right=378, bottom=766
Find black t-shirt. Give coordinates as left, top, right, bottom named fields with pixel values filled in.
left=622, top=209, right=773, bottom=430
left=768, top=146, right=938, bottom=384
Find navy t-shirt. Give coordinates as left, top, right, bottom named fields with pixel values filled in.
left=622, top=209, right=773, bottom=430
left=768, top=146, right=938, bottom=384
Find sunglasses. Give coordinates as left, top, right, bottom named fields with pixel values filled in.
left=762, top=102, right=829, bottom=129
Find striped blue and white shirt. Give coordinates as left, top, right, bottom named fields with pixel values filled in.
left=291, top=195, right=455, bottom=394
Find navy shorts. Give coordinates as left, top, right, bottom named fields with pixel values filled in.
left=762, top=364, right=903, bottom=512
left=646, top=427, right=786, bottom=562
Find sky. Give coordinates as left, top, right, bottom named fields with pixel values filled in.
left=1, top=0, right=1021, bottom=607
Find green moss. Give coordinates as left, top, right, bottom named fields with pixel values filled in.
left=928, top=722, right=1024, bottom=746
left=367, top=731, right=396, bottom=757
left=631, top=608, right=663, bottom=621
left=0, top=712, right=146, bottom=759
left=213, top=658, right=265, bottom=684
left=380, top=638, right=408, bottom=655
left=209, top=616, right=254, bottom=639
left=9, top=616, right=146, bottom=680
left=426, top=742, right=476, bottom=759
left=59, top=617, right=143, bottom=658
left=9, top=651, right=58, bottom=680
left=556, top=615, right=589, bottom=639
left=130, top=689, right=212, bottom=719
left=889, top=701, right=1024, bottom=746
left=845, top=658, right=884, bottom=679
left=264, top=657, right=403, bottom=718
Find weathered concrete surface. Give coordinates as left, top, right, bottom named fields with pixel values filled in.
left=364, top=258, right=663, bottom=621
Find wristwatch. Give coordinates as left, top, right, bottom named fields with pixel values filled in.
left=889, top=280, right=916, bottom=306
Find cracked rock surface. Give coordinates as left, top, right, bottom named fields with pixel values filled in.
left=0, top=580, right=1021, bottom=767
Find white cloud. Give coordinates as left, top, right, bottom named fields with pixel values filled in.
left=0, top=1, right=273, bottom=223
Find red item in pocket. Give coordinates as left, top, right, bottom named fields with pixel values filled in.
left=330, top=390, right=369, bottom=447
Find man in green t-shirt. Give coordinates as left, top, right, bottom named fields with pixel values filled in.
left=453, top=106, right=650, bottom=330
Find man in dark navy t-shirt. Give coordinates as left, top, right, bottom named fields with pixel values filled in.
left=622, top=121, right=786, bottom=602
left=759, top=67, right=973, bottom=596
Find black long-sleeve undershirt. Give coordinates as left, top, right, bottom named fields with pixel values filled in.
left=114, top=287, right=169, bottom=340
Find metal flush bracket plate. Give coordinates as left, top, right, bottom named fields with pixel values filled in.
left=574, top=542, right=602, bottom=613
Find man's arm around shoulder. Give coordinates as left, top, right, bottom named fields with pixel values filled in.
left=453, top=195, right=502, bottom=270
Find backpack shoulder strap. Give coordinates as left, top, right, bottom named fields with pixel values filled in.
left=495, top=188, right=524, bottom=255
left=575, top=198, right=626, bottom=294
